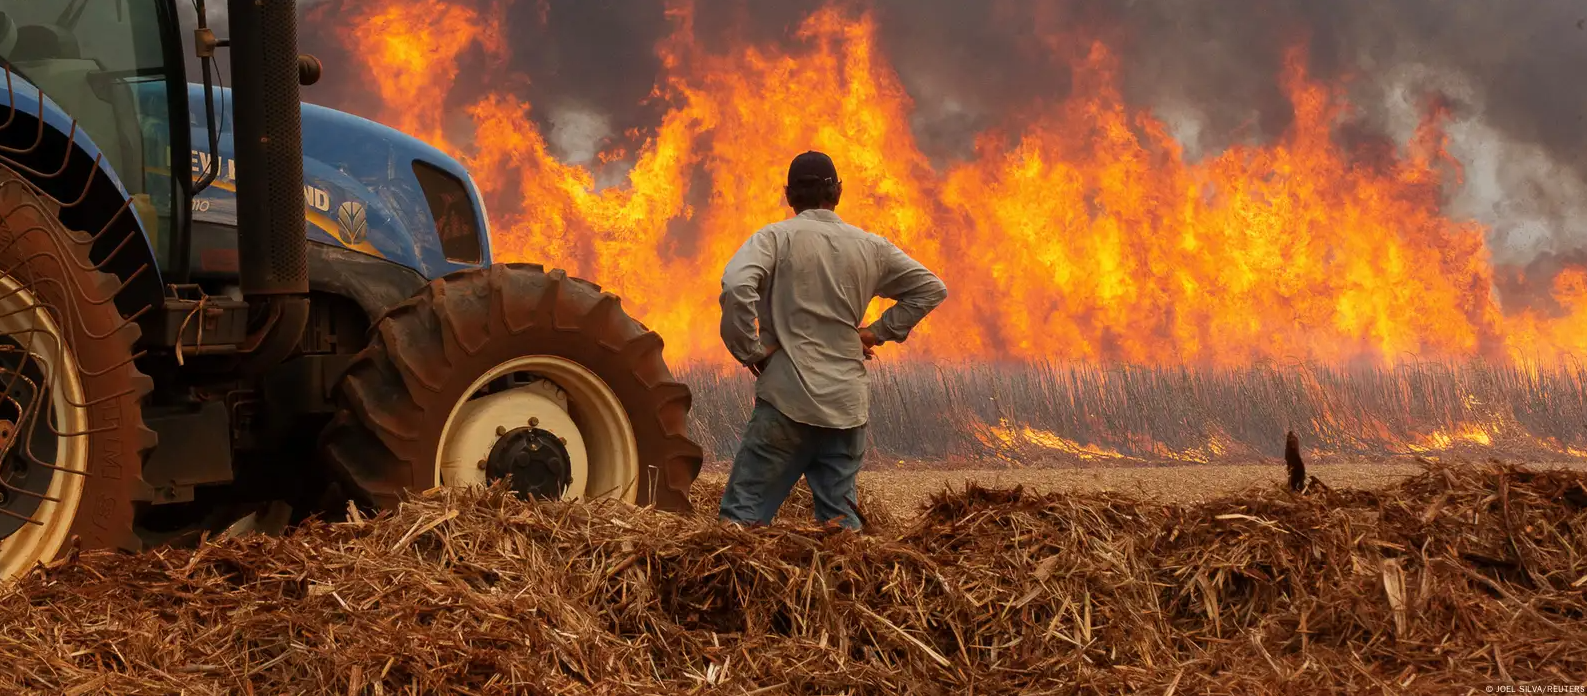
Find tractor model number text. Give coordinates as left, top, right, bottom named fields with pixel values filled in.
left=189, top=149, right=333, bottom=213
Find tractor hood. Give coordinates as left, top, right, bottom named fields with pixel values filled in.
left=181, top=83, right=491, bottom=279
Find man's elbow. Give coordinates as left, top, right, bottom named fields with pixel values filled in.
left=926, top=279, right=948, bottom=309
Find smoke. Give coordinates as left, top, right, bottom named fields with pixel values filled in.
left=173, top=0, right=335, bottom=24
left=1093, top=0, right=1587, bottom=267
left=173, top=0, right=336, bottom=81
left=545, top=105, right=614, bottom=165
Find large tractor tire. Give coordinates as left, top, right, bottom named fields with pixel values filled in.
left=0, top=168, right=153, bottom=582
left=321, top=263, right=702, bottom=512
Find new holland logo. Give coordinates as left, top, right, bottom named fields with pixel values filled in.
left=335, top=201, right=368, bottom=246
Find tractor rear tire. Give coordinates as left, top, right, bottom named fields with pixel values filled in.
left=0, top=168, right=154, bottom=582
left=321, top=263, right=702, bottom=512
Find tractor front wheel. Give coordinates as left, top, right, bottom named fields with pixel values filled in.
left=321, top=263, right=702, bottom=511
left=0, top=168, right=153, bottom=583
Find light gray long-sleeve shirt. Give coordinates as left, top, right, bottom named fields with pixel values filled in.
left=719, top=209, right=948, bottom=429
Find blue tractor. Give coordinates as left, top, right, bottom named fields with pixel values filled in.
left=0, top=0, right=702, bottom=580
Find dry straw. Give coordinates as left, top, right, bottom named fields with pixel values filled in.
left=0, top=461, right=1583, bottom=694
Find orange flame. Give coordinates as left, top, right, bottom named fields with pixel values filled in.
left=348, top=0, right=505, bottom=152
left=976, top=418, right=1127, bottom=463
left=1405, top=425, right=1494, bottom=454
left=335, top=0, right=1587, bottom=368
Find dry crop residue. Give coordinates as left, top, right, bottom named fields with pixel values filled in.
left=0, top=462, right=1584, bottom=694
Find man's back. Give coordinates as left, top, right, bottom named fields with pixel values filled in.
left=715, top=150, right=946, bottom=531
left=720, top=208, right=947, bottom=430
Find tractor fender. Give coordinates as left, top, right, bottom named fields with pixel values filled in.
left=187, top=219, right=427, bottom=322
left=306, top=240, right=426, bottom=322
left=0, top=69, right=166, bottom=319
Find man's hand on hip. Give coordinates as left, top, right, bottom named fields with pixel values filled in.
left=859, top=326, right=880, bottom=360
left=747, top=344, right=779, bottom=376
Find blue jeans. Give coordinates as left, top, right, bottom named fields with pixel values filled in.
left=718, top=399, right=866, bottom=529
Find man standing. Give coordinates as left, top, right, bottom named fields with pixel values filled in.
left=717, top=151, right=948, bottom=529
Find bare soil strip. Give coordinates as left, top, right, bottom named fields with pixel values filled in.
left=700, top=460, right=1587, bottom=518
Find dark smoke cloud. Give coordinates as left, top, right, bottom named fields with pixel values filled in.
left=1110, top=1, right=1587, bottom=163
left=341, top=1, right=1585, bottom=176
left=1494, top=248, right=1587, bottom=317
left=176, top=0, right=1587, bottom=178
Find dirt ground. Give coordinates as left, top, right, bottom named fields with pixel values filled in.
left=697, top=460, right=1587, bottom=518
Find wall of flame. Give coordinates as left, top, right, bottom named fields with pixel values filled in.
left=315, top=0, right=1587, bottom=368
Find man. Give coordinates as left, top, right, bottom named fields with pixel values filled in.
left=717, top=151, right=948, bottom=529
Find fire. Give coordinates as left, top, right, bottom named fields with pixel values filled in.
left=976, top=418, right=1126, bottom=463
left=975, top=417, right=1240, bottom=465
left=327, top=0, right=1587, bottom=368
left=1405, top=425, right=1495, bottom=454
left=346, top=0, right=505, bottom=152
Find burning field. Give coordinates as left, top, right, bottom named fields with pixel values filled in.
left=2, top=462, right=1584, bottom=693
left=275, top=0, right=1587, bottom=461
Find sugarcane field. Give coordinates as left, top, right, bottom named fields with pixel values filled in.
left=3, top=0, right=1587, bottom=694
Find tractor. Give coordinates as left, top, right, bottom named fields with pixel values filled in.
left=0, top=0, right=703, bottom=582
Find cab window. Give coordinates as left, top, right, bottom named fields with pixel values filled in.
left=412, top=160, right=482, bottom=264
left=0, top=0, right=180, bottom=261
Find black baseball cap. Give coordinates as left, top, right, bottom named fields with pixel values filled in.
left=787, top=151, right=840, bottom=186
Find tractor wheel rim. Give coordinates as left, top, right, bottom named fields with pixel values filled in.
left=0, top=273, right=88, bottom=582
left=436, top=356, right=639, bottom=504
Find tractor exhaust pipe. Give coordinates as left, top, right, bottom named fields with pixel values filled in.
left=227, top=0, right=310, bottom=371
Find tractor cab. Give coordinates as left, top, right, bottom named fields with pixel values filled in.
left=0, top=0, right=186, bottom=261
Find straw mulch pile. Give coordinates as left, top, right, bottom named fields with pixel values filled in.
left=0, top=462, right=1583, bottom=694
